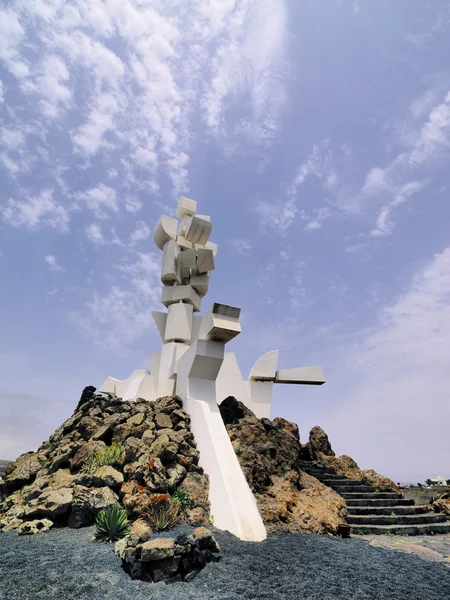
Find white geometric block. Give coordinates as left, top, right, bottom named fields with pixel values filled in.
left=205, top=240, right=218, bottom=256
left=161, top=285, right=201, bottom=312
left=161, top=240, right=179, bottom=284
left=197, top=248, right=215, bottom=274
left=98, top=376, right=120, bottom=395
left=246, top=380, right=274, bottom=419
left=185, top=215, right=212, bottom=245
left=177, top=234, right=193, bottom=250
left=153, top=215, right=177, bottom=250
left=156, top=342, right=177, bottom=397
left=152, top=311, right=168, bottom=341
left=249, top=350, right=279, bottom=381
left=164, top=302, right=193, bottom=343
left=178, top=248, right=197, bottom=269
left=190, top=271, right=209, bottom=297
left=275, top=366, right=326, bottom=385
left=216, top=352, right=250, bottom=405
left=198, top=303, right=241, bottom=343
left=176, top=196, right=197, bottom=219
left=178, top=214, right=192, bottom=237
left=190, top=315, right=203, bottom=343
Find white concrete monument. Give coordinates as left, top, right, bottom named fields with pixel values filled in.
left=99, top=196, right=325, bottom=542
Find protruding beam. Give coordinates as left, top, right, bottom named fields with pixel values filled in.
left=274, top=366, right=326, bottom=385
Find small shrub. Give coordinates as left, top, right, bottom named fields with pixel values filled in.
left=172, top=487, right=188, bottom=508
left=141, top=495, right=180, bottom=531
left=82, top=443, right=124, bottom=474
left=94, top=505, right=130, bottom=543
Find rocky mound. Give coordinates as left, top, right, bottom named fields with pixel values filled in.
left=301, top=426, right=399, bottom=492
left=0, top=392, right=210, bottom=533
left=219, top=397, right=347, bottom=535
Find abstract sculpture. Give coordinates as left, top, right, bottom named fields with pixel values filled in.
left=99, top=196, right=325, bottom=541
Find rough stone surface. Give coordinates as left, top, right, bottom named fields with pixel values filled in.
left=0, top=394, right=209, bottom=534
left=92, top=466, right=124, bottom=488
left=432, top=492, right=450, bottom=516
left=220, top=397, right=346, bottom=535
left=120, top=528, right=220, bottom=583
left=17, top=518, right=53, bottom=535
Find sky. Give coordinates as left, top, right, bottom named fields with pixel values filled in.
left=1, top=0, right=450, bottom=484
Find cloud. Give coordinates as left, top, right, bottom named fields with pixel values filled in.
left=323, top=246, right=450, bottom=481
left=77, top=184, right=118, bottom=218
left=44, top=255, right=64, bottom=272
left=129, top=220, right=150, bottom=247
left=230, top=239, right=252, bottom=253
left=70, top=252, right=161, bottom=347
left=2, top=189, right=69, bottom=232
left=256, top=140, right=336, bottom=234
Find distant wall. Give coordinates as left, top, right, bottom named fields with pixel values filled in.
left=402, top=486, right=450, bottom=505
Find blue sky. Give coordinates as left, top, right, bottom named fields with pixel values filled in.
left=1, top=0, right=450, bottom=483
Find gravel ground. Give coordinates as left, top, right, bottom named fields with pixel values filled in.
left=1, top=526, right=450, bottom=600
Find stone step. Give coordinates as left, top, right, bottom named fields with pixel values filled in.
left=349, top=505, right=431, bottom=516
left=350, top=522, right=450, bottom=536
left=346, top=498, right=414, bottom=507
left=320, top=478, right=364, bottom=487
left=347, top=513, right=448, bottom=526
left=341, top=492, right=402, bottom=500
left=332, top=485, right=375, bottom=494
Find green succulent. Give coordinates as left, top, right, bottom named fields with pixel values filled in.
left=172, top=487, right=188, bottom=508
left=82, top=443, right=124, bottom=475
left=141, top=498, right=180, bottom=531
left=94, top=505, right=130, bottom=543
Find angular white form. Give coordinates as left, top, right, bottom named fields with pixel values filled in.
left=249, top=350, right=279, bottom=381
left=176, top=196, right=197, bottom=219
left=164, top=303, right=193, bottom=343
left=161, top=285, right=201, bottom=312
left=176, top=340, right=267, bottom=541
left=197, top=248, right=215, bottom=274
left=153, top=215, right=178, bottom=250
left=98, top=195, right=326, bottom=542
left=198, top=303, right=241, bottom=343
left=151, top=311, right=168, bottom=341
left=184, top=215, right=212, bottom=245
left=275, top=366, right=326, bottom=385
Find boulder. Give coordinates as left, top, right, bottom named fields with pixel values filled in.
left=92, top=466, right=123, bottom=488
left=127, top=413, right=145, bottom=427
left=182, top=472, right=210, bottom=511
left=308, top=426, right=335, bottom=457
left=432, top=493, right=450, bottom=516
left=17, top=519, right=53, bottom=535
left=130, top=518, right=153, bottom=542
left=155, top=413, right=173, bottom=430
left=24, top=487, right=73, bottom=519
left=3, top=452, right=46, bottom=491
left=190, top=527, right=220, bottom=552
left=141, top=538, right=175, bottom=562
left=70, top=441, right=106, bottom=472
left=68, top=485, right=118, bottom=528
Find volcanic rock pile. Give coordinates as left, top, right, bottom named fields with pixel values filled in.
left=219, top=397, right=348, bottom=535
left=0, top=393, right=210, bottom=533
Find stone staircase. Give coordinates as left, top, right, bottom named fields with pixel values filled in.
left=300, top=462, right=450, bottom=536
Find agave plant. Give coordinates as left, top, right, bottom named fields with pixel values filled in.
left=94, top=505, right=130, bottom=543
left=141, top=495, right=180, bottom=531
